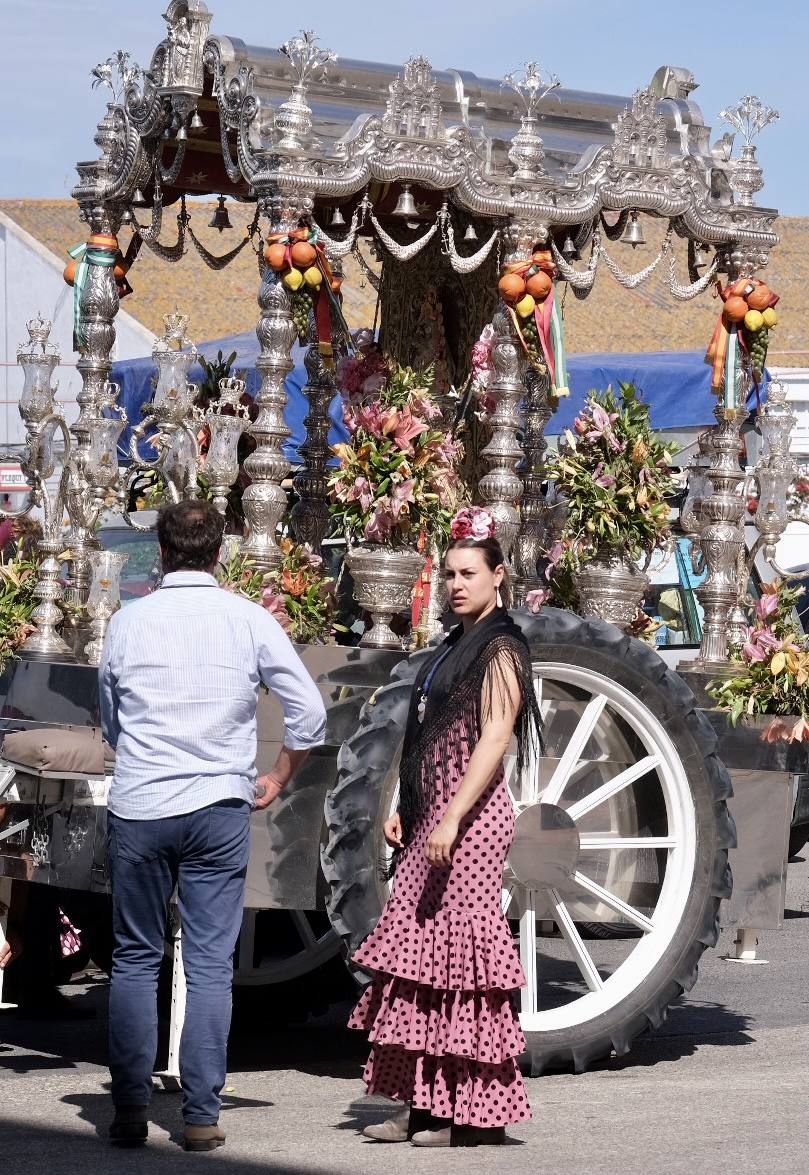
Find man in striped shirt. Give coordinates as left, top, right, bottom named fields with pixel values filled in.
left=99, top=499, right=326, bottom=1152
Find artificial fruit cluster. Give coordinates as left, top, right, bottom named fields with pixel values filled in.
left=264, top=227, right=341, bottom=343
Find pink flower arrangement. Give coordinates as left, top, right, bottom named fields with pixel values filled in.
left=330, top=364, right=464, bottom=547
left=450, top=506, right=497, bottom=541
left=337, top=348, right=390, bottom=402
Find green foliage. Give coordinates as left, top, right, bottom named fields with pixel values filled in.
left=0, top=549, right=40, bottom=673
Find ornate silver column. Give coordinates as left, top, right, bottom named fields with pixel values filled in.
left=290, top=317, right=336, bottom=550
left=241, top=207, right=296, bottom=571
left=477, top=304, right=525, bottom=562
left=65, top=210, right=121, bottom=614
left=513, top=362, right=552, bottom=603
left=684, top=388, right=748, bottom=673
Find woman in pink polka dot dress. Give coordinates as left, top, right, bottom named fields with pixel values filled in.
left=349, top=512, right=541, bottom=1147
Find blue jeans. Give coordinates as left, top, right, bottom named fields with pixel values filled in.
left=107, top=799, right=251, bottom=1124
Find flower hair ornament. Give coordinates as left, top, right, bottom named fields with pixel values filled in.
left=450, top=505, right=497, bottom=541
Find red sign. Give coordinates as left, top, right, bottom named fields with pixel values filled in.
left=0, top=464, right=31, bottom=493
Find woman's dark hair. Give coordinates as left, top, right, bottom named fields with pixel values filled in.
left=444, top=536, right=512, bottom=605
left=157, top=500, right=225, bottom=573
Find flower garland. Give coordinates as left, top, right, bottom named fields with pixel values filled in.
left=708, top=580, right=809, bottom=742
left=329, top=363, right=464, bottom=547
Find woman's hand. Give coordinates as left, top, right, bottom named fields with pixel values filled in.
left=383, top=811, right=404, bottom=849
left=425, top=817, right=459, bottom=867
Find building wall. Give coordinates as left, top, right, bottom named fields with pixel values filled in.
left=0, top=212, right=153, bottom=450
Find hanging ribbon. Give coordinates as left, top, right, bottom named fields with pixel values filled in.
left=66, top=235, right=119, bottom=351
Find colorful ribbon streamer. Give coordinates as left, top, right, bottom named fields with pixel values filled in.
left=67, top=238, right=120, bottom=351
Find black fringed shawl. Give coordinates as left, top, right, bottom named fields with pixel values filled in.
left=393, top=607, right=542, bottom=873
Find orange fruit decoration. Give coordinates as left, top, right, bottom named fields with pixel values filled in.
left=498, top=272, right=527, bottom=303
left=265, top=242, right=287, bottom=270
left=746, top=283, right=773, bottom=311
left=63, top=259, right=77, bottom=286
left=526, top=271, right=553, bottom=300
left=290, top=241, right=317, bottom=268
left=722, top=295, right=749, bottom=323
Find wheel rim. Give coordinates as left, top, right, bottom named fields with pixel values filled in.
left=233, top=908, right=341, bottom=986
left=503, top=662, right=697, bottom=1034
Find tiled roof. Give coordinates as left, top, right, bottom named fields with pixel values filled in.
left=1, top=199, right=804, bottom=365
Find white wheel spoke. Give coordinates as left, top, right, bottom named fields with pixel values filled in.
left=541, top=694, right=608, bottom=806
left=290, top=909, right=317, bottom=948
left=550, top=889, right=604, bottom=992
left=579, top=835, right=676, bottom=851
left=519, top=890, right=538, bottom=1015
left=566, top=755, right=661, bottom=823
left=572, top=871, right=654, bottom=933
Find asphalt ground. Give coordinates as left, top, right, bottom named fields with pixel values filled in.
left=3, top=853, right=809, bottom=1175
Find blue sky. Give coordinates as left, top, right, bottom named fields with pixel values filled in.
left=0, top=0, right=805, bottom=214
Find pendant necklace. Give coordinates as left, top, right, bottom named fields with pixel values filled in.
left=417, top=644, right=455, bottom=724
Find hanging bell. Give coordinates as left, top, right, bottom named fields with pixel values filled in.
left=562, top=234, right=579, bottom=261
left=621, top=211, right=645, bottom=248
left=189, top=109, right=205, bottom=132
left=209, top=195, right=232, bottom=233
left=464, top=223, right=478, bottom=242
left=175, top=120, right=188, bottom=142
left=330, top=206, right=346, bottom=228
left=132, top=188, right=147, bottom=207
left=120, top=207, right=134, bottom=225
left=392, top=184, right=417, bottom=218
left=693, top=241, right=710, bottom=269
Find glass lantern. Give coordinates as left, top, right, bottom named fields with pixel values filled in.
left=754, top=467, right=793, bottom=545
left=84, top=550, right=129, bottom=666
left=206, top=414, right=247, bottom=485
left=88, top=416, right=127, bottom=491
left=152, top=348, right=197, bottom=422
left=18, top=315, right=58, bottom=424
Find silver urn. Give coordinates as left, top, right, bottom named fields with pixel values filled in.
left=576, top=551, right=649, bottom=632
left=346, top=544, right=425, bottom=649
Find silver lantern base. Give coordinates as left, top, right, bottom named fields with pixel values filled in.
left=576, top=552, right=649, bottom=632
left=346, top=544, right=425, bottom=649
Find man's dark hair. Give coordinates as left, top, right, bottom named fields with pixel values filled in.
left=157, top=500, right=225, bottom=573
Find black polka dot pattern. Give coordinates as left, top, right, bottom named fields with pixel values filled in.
left=347, top=757, right=532, bottom=1127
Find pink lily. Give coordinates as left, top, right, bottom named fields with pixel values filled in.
left=755, top=593, right=779, bottom=620
left=390, top=478, right=416, bottom=516
left=526, top=587, right=552, bottom=613
left=346, top=475, right=373, bottom=513
left=393, top=408, right=429, bottom=455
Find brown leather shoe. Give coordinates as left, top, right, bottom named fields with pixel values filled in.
left=109, top=1105, right=148, bottom=1146
left=183, top=1124, right=226, bottom=1152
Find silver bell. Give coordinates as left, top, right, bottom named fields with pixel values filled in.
left=463, top=223, right=478, bottom=242
left=561, top=234, right=578, bottom=260
left=132, top=189, right=147, bottom=207
left=189, top=110, right=205, bottom=132
left=693, top=241, right=710, bottom=269
left=208, top=195, right=232, bottom=232
left=330, top=206, right=346, bottom=228
left=392, top=184, right=417, bottom=218
left=621, top=211, right=645, bottom=248
left=175, top=122, right=188, bottom=142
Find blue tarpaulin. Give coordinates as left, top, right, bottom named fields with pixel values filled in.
left=111, top=333, right=766, bottom=462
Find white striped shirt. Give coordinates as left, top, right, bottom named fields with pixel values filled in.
left=98, top=571, right=327, bottom=820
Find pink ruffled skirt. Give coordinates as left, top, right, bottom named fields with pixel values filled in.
left=348, top=764, right=531, bottom=1128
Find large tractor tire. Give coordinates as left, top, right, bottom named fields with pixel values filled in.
left=322, top=608, right=735, bottom=1074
